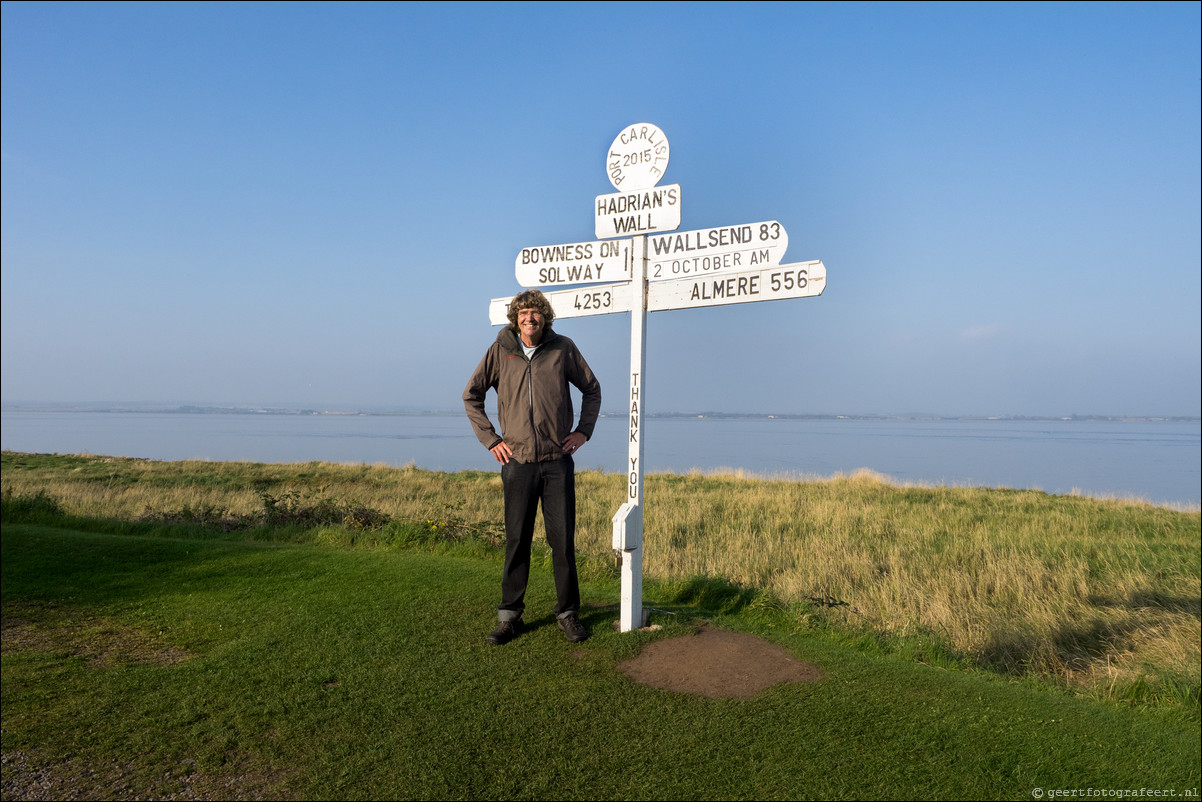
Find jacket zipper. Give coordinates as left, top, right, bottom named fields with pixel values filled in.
left=525, top=351, right=539, bottom=461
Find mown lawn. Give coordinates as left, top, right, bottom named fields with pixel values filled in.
left=2, top=521, right=1198, bottom=800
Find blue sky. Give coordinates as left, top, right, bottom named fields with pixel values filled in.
left=3, top=1, right=1199, bottom=417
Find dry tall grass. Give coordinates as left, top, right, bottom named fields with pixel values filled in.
left=3, top=453, right=1198, bottom=699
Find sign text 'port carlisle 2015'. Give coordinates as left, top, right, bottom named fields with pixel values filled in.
left=606, top=122, right=669, bottom=190
left=490, top=123, right=828, bottom=633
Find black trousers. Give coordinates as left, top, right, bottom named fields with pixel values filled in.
left=498, top=456, right=580, bottom=621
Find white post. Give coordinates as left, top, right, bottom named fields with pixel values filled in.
left=619, top=234, right=648, bottom=632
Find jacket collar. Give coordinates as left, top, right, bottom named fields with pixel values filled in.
left=498, top=326, right=558, bottom=355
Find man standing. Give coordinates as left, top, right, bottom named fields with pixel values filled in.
left=463, top=289, right=601, bottom=645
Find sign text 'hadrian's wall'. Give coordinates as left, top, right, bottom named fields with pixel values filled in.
left=595, top=184, right=682, bottom=239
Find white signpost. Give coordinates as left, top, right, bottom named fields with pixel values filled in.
left=489, top=123, right=828, bottom=633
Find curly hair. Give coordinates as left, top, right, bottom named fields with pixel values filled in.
left=506, top=289, right=555, bottom=331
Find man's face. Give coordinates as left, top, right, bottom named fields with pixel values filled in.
left=517, top=306, right=545, bottom=346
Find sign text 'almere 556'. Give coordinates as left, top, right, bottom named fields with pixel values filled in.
left=487, top=123, right=828, bottom=632
left=648, top=259, right=825, bottom=311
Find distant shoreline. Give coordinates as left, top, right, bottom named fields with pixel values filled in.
left=2, top=404, right=1197, bottom=424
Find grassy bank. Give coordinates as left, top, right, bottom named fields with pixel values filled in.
left=2, top=450, right=1199, bottom=706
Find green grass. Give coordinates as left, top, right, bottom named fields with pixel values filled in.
left=3, top=451, right=1198, bottom=703
left=3, top=520, right=1199, bottom=800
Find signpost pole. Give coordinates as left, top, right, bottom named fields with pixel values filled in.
left=619, top=234, right=647, bottom=632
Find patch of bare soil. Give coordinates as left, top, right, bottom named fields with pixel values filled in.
left=0, top=751, right=293, bottom=802
left=1, top=606, right=193, bottom=668
left=2, top=604, right=290, bottom=801
left=618, top=625, right=824, bottom=699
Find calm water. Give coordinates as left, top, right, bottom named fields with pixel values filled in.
left=2, top=410, right=1199, bottom=507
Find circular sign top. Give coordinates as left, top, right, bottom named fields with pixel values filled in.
left=606, top=123, right=670, bottom=191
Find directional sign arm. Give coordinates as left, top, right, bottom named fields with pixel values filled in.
left=595, top=184, right=682, bottom=240
left=646, top=221, right=788, bottom=282
left=515, top=239, right=630, bottom=288
left=488, top=280, right=635, bottom=326
left=646, top=260, right=826, bottom=312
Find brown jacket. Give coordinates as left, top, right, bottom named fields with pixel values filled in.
left=463, top=326, right=601, bottom=464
